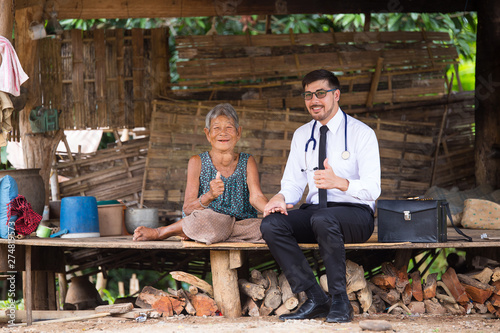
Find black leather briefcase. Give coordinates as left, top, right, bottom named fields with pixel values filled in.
left=377, top=200, right=472, bottom=243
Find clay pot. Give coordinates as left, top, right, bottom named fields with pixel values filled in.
left=0, top=168, right=45, bottom=215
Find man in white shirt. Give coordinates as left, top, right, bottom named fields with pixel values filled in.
left=261, top=69, right=381, bottom=323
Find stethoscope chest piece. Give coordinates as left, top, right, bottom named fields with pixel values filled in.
left=341, top=150, right=350, bottom=160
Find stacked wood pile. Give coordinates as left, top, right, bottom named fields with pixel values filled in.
left=55, top=135, right=148, bottom=202
left=135, top=271, right=219, bottom=317
left=239, top=269, right=307, bottom=317
left=332, top=259, right=500, bottom=317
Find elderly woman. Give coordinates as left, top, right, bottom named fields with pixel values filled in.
left=133, top=103, right=268, bottom=244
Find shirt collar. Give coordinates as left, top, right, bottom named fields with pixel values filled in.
left=323, top=107, right=345, bottom=135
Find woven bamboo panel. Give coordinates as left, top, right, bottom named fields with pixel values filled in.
left=38, top=28, right=169, bottom=130
left=172, top=31, right=457, bottom=114
left=141, top=92, right=474, bottom=217
left=56, top=137, right=149, bottom=202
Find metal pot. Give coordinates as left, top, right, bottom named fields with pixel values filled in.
left=124, top=207, right=159, bottom=234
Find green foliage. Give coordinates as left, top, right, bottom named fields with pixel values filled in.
left=99, top=288, right=115, bottom=304
left=0, top=299, right=24, bottom=310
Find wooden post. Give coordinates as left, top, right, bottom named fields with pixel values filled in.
left=475, top=1, right=500, bottom=189
left=0, top=0, right=14, bottom=40
left=210, top=250, right=241, bottom=318
left=25, top=246, right=32, bottom=326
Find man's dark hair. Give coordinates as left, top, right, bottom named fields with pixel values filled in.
left=302, top=69, right=340, bottom=90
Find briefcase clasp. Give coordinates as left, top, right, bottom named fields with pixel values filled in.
left=404, top=210, right=411, bottom=220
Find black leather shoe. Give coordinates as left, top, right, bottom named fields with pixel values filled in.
left=279, top=298, right=330, bottom=321
left=325, top=298, right=353, bottom=323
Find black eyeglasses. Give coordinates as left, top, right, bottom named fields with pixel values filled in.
left=301, top=89, right=337, bottom=100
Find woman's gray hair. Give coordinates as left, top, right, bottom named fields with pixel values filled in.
left=205, top=103, right=239, bottom=129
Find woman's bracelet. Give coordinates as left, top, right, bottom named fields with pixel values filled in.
left=198, top=196, right=209, bottom=209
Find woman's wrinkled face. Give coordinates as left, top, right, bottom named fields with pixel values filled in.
left=204, top=115, right=241, bottom=150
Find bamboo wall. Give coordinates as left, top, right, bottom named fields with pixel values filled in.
left=141, top=96, right=474, bottom=217
left=37, top=28, right=169, bottom=130
left=141, top=30, right=474, bottom=217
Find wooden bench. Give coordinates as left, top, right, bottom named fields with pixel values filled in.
left=1, top=227, right=498, bottom=324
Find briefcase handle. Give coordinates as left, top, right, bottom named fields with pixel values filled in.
left=443, top=202, right=472, bottom=242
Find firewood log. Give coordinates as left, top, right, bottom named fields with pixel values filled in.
left=441, top=267, right=469, bottom=304
left=178, top=289, right=196, bottom=315
left=386, top=289, right=400, bottom=304
left=350, top=300, right=361, bottom=314
left=356, top=284, right=373, bottom=312
left=371, top=274, right=396, bottom=290
left=274, top=303, right=290, bottom=317
left=424, top=298, right=447, bottom=315
left=458, top=273, right=496, bottom=292
left=238, top=279, right=265, bottom=301
left=166, top=288, right=196, bottom=315
left=136, top=286, right=185, bottom=316
left=410, top=271, right=423, bottom=302
left=368, top=281, right=398, bottom=305
left=469, top=267, right=494, bottom=285
left=408, top=301, right=425, bottom=314
left=170, top=271, right=213, bottom=297
left=262, top=270, right=282, bottom=310
left=492, top=267, right=500, bottom=282
left=242, top=297, right=259, bottom=317
left=187, top=293, right=218, bottom=317
left=401, top=283, right=412, bottom=305
left=463, top=284, right=493, bottom=304
left=443, top=302, right=466, bottom=315
left=250, top=269, right=269, bottom=289
left=485, top=300, right=497, bottom=313
left=297, top=291, right=308, bottom=307
left=474, top=302, right=489, bottom=314
left=259, top=303, right=274, bottom=316
left=319, top=274, right=328, bottom=293
left=491, top=280, right=500, bottom=296
left=381, top=262, right=408, bottom=293
left=278, top=273, right=298, bottom=310
left=423, top=273, right=438, bottom=299
left=188, top=285, right=199, bottom=295
left=346, top=260, right=367, bottom=294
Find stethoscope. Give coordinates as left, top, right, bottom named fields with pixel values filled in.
left=302, top=110, right=350, bottom=172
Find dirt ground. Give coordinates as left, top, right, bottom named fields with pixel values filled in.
left=1, top=313, right=499, bottom=333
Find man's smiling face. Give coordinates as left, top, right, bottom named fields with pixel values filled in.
left=304, top=79, right=340, bottom=125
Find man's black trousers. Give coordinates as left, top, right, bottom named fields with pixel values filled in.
left=260, top=202, right=374, bottom=296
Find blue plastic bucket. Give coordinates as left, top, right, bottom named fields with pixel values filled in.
left=60, top=196, right=100, bottom=238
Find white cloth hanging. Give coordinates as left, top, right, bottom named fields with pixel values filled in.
left=0, top=36, right=29, bottom=96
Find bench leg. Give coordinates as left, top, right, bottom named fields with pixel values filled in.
left=210, top=250, right=242, bottom=318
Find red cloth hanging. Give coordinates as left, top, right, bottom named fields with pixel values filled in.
left=7, top=194, right=42, bottom=236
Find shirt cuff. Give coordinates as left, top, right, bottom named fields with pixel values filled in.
left=345, top=179, right=362, bottom=199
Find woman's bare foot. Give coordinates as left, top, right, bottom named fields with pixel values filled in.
left=133, top=226, right=161, bottom=241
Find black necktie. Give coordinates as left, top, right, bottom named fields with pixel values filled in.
left=319, top=125, right=328, bottom=208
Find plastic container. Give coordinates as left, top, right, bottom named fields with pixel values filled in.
left=98, top=203, right=125, bottom=236
left=60, top=196, right=100, bottom=238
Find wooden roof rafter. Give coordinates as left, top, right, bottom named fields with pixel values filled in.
left=15, top=0, right=478, bottom=20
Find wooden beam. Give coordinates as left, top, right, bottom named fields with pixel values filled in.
left=15, top=0, right=478, bottom=20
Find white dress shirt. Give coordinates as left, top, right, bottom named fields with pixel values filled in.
left=279, top=108, right=381, bottom=211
